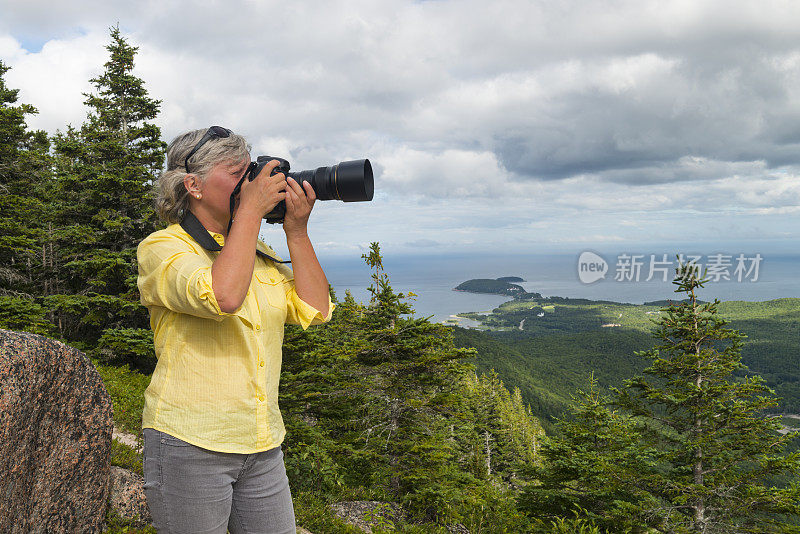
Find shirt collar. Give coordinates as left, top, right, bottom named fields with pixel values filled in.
left=209, top=232, right=225, bottom=246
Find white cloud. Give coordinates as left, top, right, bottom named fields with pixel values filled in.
left=0, top=0, right=799, bottom=255
left=2, top=31, right=107, bottom=131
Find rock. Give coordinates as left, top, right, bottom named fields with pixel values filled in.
left=329, top=500, right=405, bottom=533
left=0, top=329, right=114, bottom=533
left=113, top=426, right=143, bottom=454
left=108, top=466, right=151, bottom=527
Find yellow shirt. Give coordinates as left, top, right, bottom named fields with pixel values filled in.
left=137, top=223, right=334, bottom=453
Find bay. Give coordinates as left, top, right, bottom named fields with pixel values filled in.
left=319, top=252, right=800, bottom=325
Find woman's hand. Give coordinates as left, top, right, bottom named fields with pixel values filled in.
left=283, top=176, right=316, bottom=237
left=237, top=160, right=287, bottom=219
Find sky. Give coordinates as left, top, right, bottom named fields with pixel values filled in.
left=1, top=0, right=799, bottom=260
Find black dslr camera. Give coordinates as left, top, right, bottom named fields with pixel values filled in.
left=242, top=156, right=374, bottom=224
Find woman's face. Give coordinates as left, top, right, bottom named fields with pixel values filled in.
left=198, top=155, right=250, bottom=226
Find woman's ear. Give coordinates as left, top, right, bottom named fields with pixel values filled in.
left=183, top=174, right=203, bottom=199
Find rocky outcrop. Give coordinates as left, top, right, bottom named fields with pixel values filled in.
left=108, top=466, right=151, bottom=527
left=0, top=329, right=114, bottom=533
left=329, top=501, right=405, bottom=533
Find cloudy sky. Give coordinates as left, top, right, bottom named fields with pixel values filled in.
left=1, top=0, right=799, bottom=259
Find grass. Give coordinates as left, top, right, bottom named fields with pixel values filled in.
left=103, top=507, right=157, bottom=534
left=92, top=357, right=151, bottom=438
left=111, top=436, right=143, bottom=474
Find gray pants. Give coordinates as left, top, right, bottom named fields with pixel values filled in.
left=142, top=428, right=296, bottom=534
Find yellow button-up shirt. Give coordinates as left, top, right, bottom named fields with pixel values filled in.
left=137, top=223, right=334, bottom=453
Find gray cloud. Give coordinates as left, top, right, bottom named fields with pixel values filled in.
left=1, top=0, right=798, bottom=254
left=403, top=239, right=441, bottom=248
left=5, top=0, right=800, bottom=188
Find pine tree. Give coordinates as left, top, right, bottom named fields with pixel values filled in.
left=47, top=26, right=165, bottom=370
left=0, top=61, right=54, bottom=335
left=466, top=370, right=544, bottom=481
left=519, top=376, right=660, bottom=532
left=279, top=242, right=545, bottom=529
left=353, top=243, right=480, bottom=519
left=615, top=262, right=800, bottom=532
left=521, top=261, right=800, bottom=532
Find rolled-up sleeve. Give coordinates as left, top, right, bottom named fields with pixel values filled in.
left=284, top=279, right=335, bottom=330
left=137, top=233, right=250, bottom=323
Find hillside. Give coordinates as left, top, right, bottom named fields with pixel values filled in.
left=452, top=297, right=800, bottom=427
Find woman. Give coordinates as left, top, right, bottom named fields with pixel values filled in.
left=137, top=127, right=334, bottom=534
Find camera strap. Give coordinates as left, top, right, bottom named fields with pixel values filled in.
left=226, top=162, right=258, bottom=236
left=180, top=210, right=290, bottom=264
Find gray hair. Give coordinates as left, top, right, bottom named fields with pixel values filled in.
left=155, top=128, right=251, bottom=224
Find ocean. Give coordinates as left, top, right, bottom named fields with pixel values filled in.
left=318, top=252, right=800, bottom=325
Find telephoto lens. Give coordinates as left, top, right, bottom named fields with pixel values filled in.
left=251, top=156, right=374, bottom=223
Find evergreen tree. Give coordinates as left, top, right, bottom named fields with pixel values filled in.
left=465, top=370, right=543, bottom=481
left=353, top=242, right=476, bottom=518
left=521, top=262, right=800, bottom=532
left=519, top=376, right=660, bottom=532
left=617, top=262, right=800, bottom=532
left=280, top=242, right=545, bottom=529
left=0, top=61, right=54, bottom=335
left=48, top=26, right=166, bottom=370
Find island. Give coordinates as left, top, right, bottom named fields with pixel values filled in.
left=454, top=278, right=534, bottom=297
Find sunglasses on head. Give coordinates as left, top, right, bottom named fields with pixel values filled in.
left=184, top=126, right=232, bottom=174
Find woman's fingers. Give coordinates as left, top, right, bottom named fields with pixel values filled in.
left=254, top=159, right=282, bottom=181
left=303, top=180, right=317, bottom=202
left=286, top=178, right=316, bottom=205
left=285, top=176, right=302, bottom=195
left=284, top=182, right=295, bottom=206
left=284, top=178, right=315, bottom=218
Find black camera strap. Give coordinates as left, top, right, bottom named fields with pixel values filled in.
left=180, top=210, right=290, bottom=264
left=227, top=162, right=258, bottom=236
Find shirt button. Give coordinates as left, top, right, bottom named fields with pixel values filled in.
left=255, top=324, right=261, bottom=331
left=258, top=395, right=265, bottom=402
left=259, top=361, right=264, bottom=367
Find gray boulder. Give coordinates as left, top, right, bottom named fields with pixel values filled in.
left=0, top=329, right=113, bottom=533
left=108, top=466, right=151, bottom=527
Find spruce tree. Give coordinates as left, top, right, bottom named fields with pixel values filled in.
left=466, top=370, right=543, bottom=481
left=0, top=61, right=54, bottom=335
left=280, top=242, right=544, bottom=529
left=48, top=26, right=165, bottom=370
left=521, top=262, right=800, bottom=532
left=353, top=242, right=481, bottom=519
left=519, top=376, right=660, bottom=532
left=616, top=262, right=800, bottom=532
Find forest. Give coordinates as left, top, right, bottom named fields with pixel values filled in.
left=455, top=296, right=800, bottom=427
left=2, top=27, right=800, bottom=533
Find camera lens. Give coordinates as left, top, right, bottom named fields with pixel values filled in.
left=288, top=159, right=374, bottom=202
left=334, top=159, right=374, bottom=202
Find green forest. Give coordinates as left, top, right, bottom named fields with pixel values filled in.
left=455, top=295, right=800, bottom=428
left=3, top=27, right=800, bottom=533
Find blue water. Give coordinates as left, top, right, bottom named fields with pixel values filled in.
left=318, top=252, right=800, bottom=325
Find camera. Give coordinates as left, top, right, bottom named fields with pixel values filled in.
left=247, top=156, right=374, bottom=224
